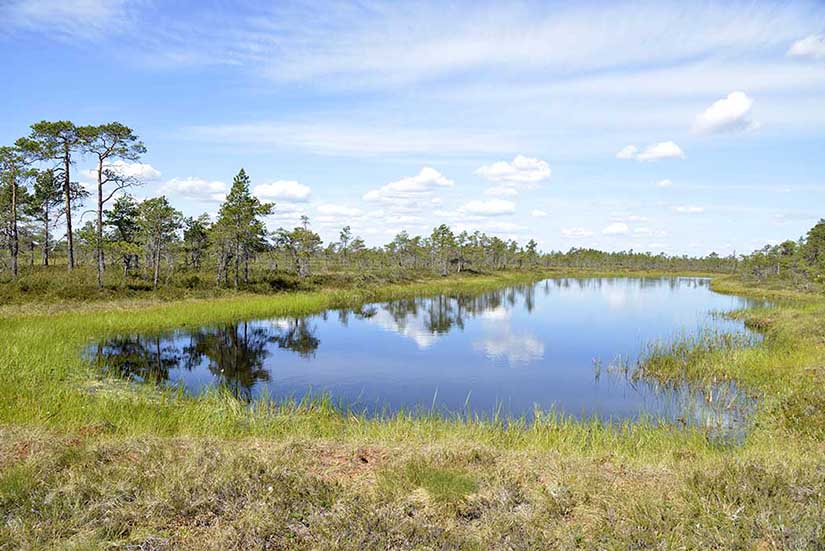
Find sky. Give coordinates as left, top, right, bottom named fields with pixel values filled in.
left=1, top=0, right=824, bottom=256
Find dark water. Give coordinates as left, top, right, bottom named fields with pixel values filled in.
left=89, top=277, right=762, bottom=431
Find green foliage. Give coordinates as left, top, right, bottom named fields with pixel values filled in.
left=737, top=218, right=825, bottom=288
left=26, top=169, right=63, bottom=265
left=138, top=196, right=183, bottom=288
left=802, top=219, right=825, bottom=276
left=274, top=222, right=323, bottom=278
left=212, top=168, right=274, bottom=288
left=183, top=214, right=211, bottom=270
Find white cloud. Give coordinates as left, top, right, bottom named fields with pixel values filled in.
left=2, top=0, right=135, bottom=40
left=484, top=186, right=519, bottom=197
left=656, top=179, right=674, bottom=188
left=186, top=122, right=522, bottom=157
left=247, top=3, right=819, bottom=91
left=673, top=205, right=705, bottom=214
left=692, top=91, right=759, bottom=134
left=611, top=213, right=648, bottom=222
left=561, top=227, right=594, bottom=238
left=363, top=167, right=453, bottom=211
left=458, top=199, right=516, bottom=216
left=395, top=215, right=425, bottom=224
left=530, top=209, right=547, bottom=217
left=265, top=203, right=308, bottom=229
left=637, top=141, right=685, bottom=161
left=367, top=308, right=440, bottom=349
left=616, top=141, right=685, bottom=161
left=615, top=145, right=638, bottom=159
left=602, top=222, right=630, bottom=235
left=478, top=221, right=526, bottom=233
left=316, top=204, right=363, bottom=217
left=107, top=161, right=161, bottom=181
left=83, top=161, right=162, bottom=184
left=474, top=332, right=544, bottom=365
left=476, top=155, right=551, bottom=184
left=253, top=180, right=312, bottom=202
left=164, top=176, right=227, bottom=202
left=788, top=34, right=825, bottom=60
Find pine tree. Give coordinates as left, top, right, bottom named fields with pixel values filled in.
left=212, top=169, right=273, bottom=288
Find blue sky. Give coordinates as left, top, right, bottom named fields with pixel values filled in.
left=2, top=0, right=824, bottom=255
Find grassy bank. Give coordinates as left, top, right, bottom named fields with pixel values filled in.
left=1, top=271, right=823, bottom=549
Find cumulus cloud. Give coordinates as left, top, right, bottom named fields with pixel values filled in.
left=316, top=204, right=363, bottom=217
left=561, top=227, right=594, bottom=238
left=164, top=176, right=227, bottom=202
left=253, top=180, right=312, bottom=202
left=638, top=141, right=685, bottom=161
left=265, top=202, right=308, bottom=227
left=656, top=178, right=673, bottom=188
left=108, top=161, right=161, bottom=181
left=476, top=155, right=551, bottom=184
left=616, top=141, right=685, bottom=161
left=530, top=209, right=547, bottom=217
left=458, top=199, right=516, bottom=216
left=82, top=161, right=161, bottom=185
left=477, top=221, right=526, bottom=233
left=473, top=332, right=544, bottom=365
left=484, top=186, right=519, bottom=197
left=611, top=213, right=648, bottom=222
left=673, top=205, right=705, bottom=214
left=693, top=91, right=759, bottom=134
left=363, top=167, right=453, bottom=211
left=788, top=34, right=825, bottom=60
left=615, top=145, right=638, bottom=160
left=602, top=222, right=630, bottom=235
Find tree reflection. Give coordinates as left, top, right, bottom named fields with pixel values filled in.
left=182, top=321, right=273, bottom=398
left=271, top=318, right=321, bottom=358
left=94, top=335, right=182, bottom=383
left=93, top=317, right=323, bottom=399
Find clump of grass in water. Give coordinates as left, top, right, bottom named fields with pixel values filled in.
left=633, top=329, right=759, bottom=384
left=596, top=329, right=762, bottom=441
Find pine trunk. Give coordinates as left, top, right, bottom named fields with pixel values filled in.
left=10, top=166, right=18, bottom=280
left=96, top=160, right=105, bottom=288
left=63, top=150, right=75, bottom=271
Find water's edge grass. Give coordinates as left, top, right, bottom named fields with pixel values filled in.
left=1, top=270, right=823, bottom=548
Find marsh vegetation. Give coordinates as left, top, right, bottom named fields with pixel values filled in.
left=2, top=120, right=825, bottom=549
left=0, top=268, right=823, bottom=548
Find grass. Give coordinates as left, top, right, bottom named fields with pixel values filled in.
left=1, top=270, right=824, bottom=549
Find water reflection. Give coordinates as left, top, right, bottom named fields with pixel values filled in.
left=90, top=277, right=762, bottom=436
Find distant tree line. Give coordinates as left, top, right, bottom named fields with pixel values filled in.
left=735, top=221, right=825, bottom=289
left=1, top=120, right=823, bottom=292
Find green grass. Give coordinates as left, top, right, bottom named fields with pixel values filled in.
left=0, top=271, right=823, bottom=549
left=380, top=458, right=478, bottom=508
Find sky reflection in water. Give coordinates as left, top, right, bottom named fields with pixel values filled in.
left=90, top=277, right=762, bottom=433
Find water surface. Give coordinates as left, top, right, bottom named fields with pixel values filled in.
left=90, top=277, right=761, bottom=431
